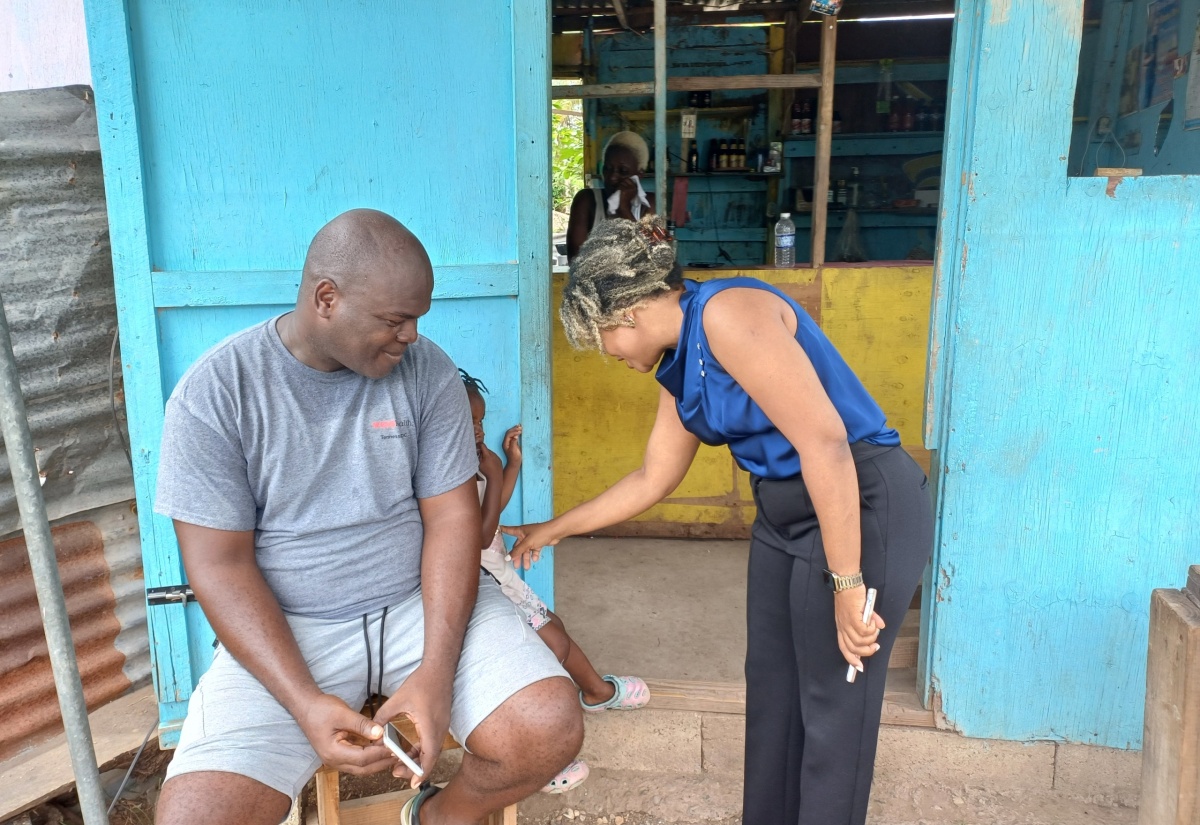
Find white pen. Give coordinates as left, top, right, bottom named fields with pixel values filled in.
left=846, top=587, right=878, bottom=683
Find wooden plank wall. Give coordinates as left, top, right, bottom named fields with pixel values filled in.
left=926, top=0, right=1200, bottom=748
left=85, top=0, right=552, bottom=739
left=552, top=264, right=932, bottom=538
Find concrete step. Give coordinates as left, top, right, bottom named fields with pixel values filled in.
left=888, top=608, right=921, bottom=670
left=538, top=707, right=1143, bottom=825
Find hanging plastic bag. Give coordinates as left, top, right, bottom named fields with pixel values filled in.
left=834, top=209, right=868, bottom=263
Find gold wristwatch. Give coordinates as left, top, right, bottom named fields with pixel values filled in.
left=822, top=568, right=864, bottom=592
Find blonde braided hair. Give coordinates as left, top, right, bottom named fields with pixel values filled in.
left=560, top=214, right=681, bottom=351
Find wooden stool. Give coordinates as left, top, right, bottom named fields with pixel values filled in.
left=313, top=719, right=516, bottom=825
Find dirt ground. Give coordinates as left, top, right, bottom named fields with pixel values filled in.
left=8, top=749, right=1138, bottom=825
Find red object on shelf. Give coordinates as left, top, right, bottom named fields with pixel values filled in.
left=672, top=177, right=689, bottom=227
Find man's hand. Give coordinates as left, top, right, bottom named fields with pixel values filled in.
left=296, top=693, right=396, bottom=776
left=372, top=665, right=452, bottom=787
left=502, top=425, right=523, bottom=467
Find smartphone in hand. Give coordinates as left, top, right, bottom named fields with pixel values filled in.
left=382, top=721, right=425, bottom=778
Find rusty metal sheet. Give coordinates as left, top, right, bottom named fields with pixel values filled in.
left=0, top=87, right=147, bottom=759
left=0, top=501, right=147, bottom=760
left=0, top=86, right=135, bottom=537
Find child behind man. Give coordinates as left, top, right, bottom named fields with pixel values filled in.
left=461, top=370, right=649, bottom=794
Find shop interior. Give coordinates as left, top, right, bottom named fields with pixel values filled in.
left=552, top=0, right=955, bottom=267
left=547, top=0, right=956, bottom=718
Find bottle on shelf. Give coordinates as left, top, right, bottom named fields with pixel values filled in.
left=774, top=212, right=796, bottom=267
left=902, top=95, right=916, bottom=131
left=718, top=139, right=730, bottom=170
left=932, top=99, right=945, bottom=131
left=791, top=98, right=804, bottom=135
left=888, top=94, right=901, bottom=132
left=875, top=59, right=894, bottom=133
left=688, top=140, right=700, bottom=173
left=800, top=98, right=814, bottom=135
left=915, top=100, right=930, bottom=131
left=737, top=138, right=747, bottom=169
left=708, top=138, right=720, bottom=173
left=835, top=178, right=848, bottom=208
left=848, top=167, right=861, bottom=208
left=832, top=110, right=843, bottom=134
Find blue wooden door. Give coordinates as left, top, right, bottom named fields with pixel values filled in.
left=924, top=1, right=1200, bottom=747
left=84, top=0, right=551, bottom=741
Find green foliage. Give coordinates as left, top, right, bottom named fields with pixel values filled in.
left=551, top=106, right=584, bottom=216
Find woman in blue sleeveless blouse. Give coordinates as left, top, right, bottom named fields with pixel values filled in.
left=505, top=216, right=932, bottom=825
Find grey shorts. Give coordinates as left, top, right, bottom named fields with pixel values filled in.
left=164, top=574, right=567, bottom=799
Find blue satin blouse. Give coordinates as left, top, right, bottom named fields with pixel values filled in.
left=654, top=278, right=899, bottom=479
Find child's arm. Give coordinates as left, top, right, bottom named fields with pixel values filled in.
left=479, top=445, right=505, bottom=549
left=497, top=425, right=523, bottom=512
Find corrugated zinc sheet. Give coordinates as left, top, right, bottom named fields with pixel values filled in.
left=0, top=87, right=146, bottom=757
left=0, top=501, right=147, bottom=760
left=0, top=86, right=135, bottom=535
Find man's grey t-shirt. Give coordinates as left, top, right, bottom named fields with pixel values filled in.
left=154, top=318, right=478, bottom=620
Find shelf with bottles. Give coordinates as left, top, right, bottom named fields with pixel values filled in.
left=670, top=170, right=784, bottom=179
left=785, top=59, right=947, bottom=148
left=619, top=105, right=757, bottom=122
left=782, top=132, right=945, bottom=158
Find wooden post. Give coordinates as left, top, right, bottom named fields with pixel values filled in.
left=653, top=0, right=667, bottom=218
left=1138, top=565, right=1200, bottom=825
left=315, top=768, right=341, bottom=825
left=810, top=16, right=837, bottom=268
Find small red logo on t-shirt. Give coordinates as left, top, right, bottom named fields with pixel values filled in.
left=371, top=419, right=397, bottom=429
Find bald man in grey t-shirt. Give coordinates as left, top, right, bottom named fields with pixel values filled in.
left=152, top=210, right=581, bottom=825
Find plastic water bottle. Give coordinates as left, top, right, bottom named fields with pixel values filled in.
left=774, top=212, right=796, bottom=267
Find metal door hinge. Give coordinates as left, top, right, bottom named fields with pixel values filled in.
left=146, top=584, right=195, bottom=606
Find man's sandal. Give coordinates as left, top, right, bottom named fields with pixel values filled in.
left=399, top=783, right=439, bottom=825
left=580, top=675, right=650, bottom=713
left=542, top=759, right=590, bottom=794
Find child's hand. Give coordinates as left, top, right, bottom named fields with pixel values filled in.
left=503, top=425, right=523, bottom=465
left=479, top=443, right=504, bottom=479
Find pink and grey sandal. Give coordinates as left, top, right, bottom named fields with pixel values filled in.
left=580, top=675, right=650, bottom=713
left=542, top=758, right=590, bottom=794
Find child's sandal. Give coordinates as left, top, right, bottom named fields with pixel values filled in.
left=580, top=675, right=650, bottom=713
left=542, top=759, right=589, bottom=794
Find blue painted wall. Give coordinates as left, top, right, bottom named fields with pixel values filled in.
left=84, top=0, right=550, bottom=740
left=926, top=0, right=1200, bottom=747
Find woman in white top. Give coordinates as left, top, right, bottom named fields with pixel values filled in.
left=565, top=130, right=656, bottom=261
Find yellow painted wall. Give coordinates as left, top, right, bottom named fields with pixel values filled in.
left=551, top=265, right=933, bottom=537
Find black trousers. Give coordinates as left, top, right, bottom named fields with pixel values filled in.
left=743, top=443, right=933, bottom=825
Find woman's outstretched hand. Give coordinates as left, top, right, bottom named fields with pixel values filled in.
left=833, top=585, right=885, bottom=672
left=500, top=521, right=563, bottom=570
